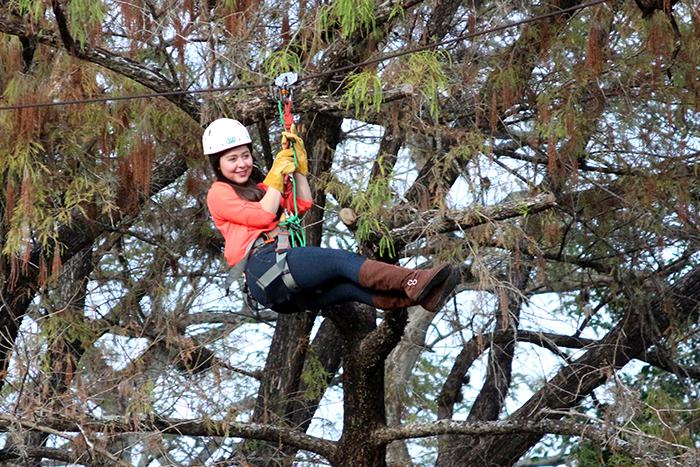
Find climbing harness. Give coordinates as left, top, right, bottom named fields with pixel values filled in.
left=223, top=72, right=307, bottom=306
left=254, top=225, right=301, bottom=297
left=224, top=225, right=301, bottom=304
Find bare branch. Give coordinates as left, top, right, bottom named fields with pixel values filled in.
left=390, top=192, right=557, bottom=244
left=0, top=446, right=78, bottom=464
left=374, top=419, right=688, bottom=467
left=0, top=415, right=338, bottom=461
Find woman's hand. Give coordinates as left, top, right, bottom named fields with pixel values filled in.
left=281, top=131, right=308, bottom=176
left=263, top=153, right=296, bottom=192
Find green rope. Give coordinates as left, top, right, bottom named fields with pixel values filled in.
left=276, top=101, right=306, bottom=248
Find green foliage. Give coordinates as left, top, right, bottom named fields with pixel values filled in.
left=398, top=50, right=449, bottom=120
left=330, top=0, right=376, bottom=38
left=263, top=49, right=302, bottom=77
left=10, top=0, right=105, bottom=46
left=2, top=142, right=54, bottom=259
left=632, top=368, right=700, bottom=450
left=572, top=441, right=639, bottom=467
left=301, top=347, right=332, bottom=401
left=387, top=1, right=405, bottom=21
left=39, top=309, right=91, bottom=345
left=9, top=0, right=45, bottom=22
left=125, top=378, right=157, bottom=419
left=342, top=70, right=384, bottom=116
left=356, top=217, right=395, bottom=258
left=0, top=58, right=198, bottom=270
left=408, top=355, right=452, bottom=420
left=351, top=170, right=395, bottom=258
left=65, top=0, right=106, bottom=46
left=535, top=91, right=571, bottom=142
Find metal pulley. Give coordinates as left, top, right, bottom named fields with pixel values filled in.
left=271, top=72, right=298, bottom=104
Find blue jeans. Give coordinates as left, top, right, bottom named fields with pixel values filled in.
left=245, top=242, right=374, bottom=313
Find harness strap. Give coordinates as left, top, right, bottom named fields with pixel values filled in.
left=255, top=228, right=300, bottom=295
left=224, top=237, right=261, bottom=293
left=224, top=227, right=300, bottom=299
left=224, top=228, right=278, bottom=291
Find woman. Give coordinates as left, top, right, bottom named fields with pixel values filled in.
left=204, top=118, right=456, bottom=313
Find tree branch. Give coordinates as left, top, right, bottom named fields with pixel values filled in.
left=437, top=329, right=595, bottom=421
left=374, top=419, right=688, bottom=467
left=359, top=308, right=410, bottom=365
left=0, top=446, right=78, bottom=464
left=0, top=16, right=200, bottom=121
left=0, top=415, right=338, bottom=461
left=641, top=347, right=700, bottom=380
left=389, top=192, right=557, bottom=245
left=465, top=261, right=700, bottom=465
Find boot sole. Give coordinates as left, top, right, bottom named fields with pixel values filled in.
left=422, top=268, right=461, bottom=312
left=414, top=263, right=452, bottom=302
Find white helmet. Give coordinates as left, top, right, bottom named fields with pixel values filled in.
left=202, top=118, right=252, bottom=155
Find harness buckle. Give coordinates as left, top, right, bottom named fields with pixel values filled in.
left=276, top=228, right=291, bottom=252
left=261, top=227, right=280, bottom=244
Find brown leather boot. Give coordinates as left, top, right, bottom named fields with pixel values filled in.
left=358, top=261, right=452, bottom=302
left=419, top=266, right=460, bottom=312
left=371, top=292, right=416, bottom=310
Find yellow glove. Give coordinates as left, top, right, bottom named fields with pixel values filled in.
left=263, top=156, right=295, bottom=192
left=275, top=148, right=296, bottom=165
left=281, top=130, right=308, bottom=176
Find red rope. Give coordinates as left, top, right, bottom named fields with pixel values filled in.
left=283, top=100, right=294, bottom=139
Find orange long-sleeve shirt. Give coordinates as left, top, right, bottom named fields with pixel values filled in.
left=207, top=181, right=313, bottom=266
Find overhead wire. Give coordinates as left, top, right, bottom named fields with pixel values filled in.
left=0, top=0, right=611, bottom=112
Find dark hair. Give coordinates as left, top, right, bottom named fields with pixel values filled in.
left=209, top=144, right=265, bottom=202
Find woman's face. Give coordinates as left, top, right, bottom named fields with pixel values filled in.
left=219, top=145, right=253, bottom=184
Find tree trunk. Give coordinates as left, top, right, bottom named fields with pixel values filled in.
left=385, top=307, right=438, bottom=467
left=331, top=307, right=409, bottom=467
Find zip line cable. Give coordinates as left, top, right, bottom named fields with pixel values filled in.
left=0, top=0, right=611, bottom=113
